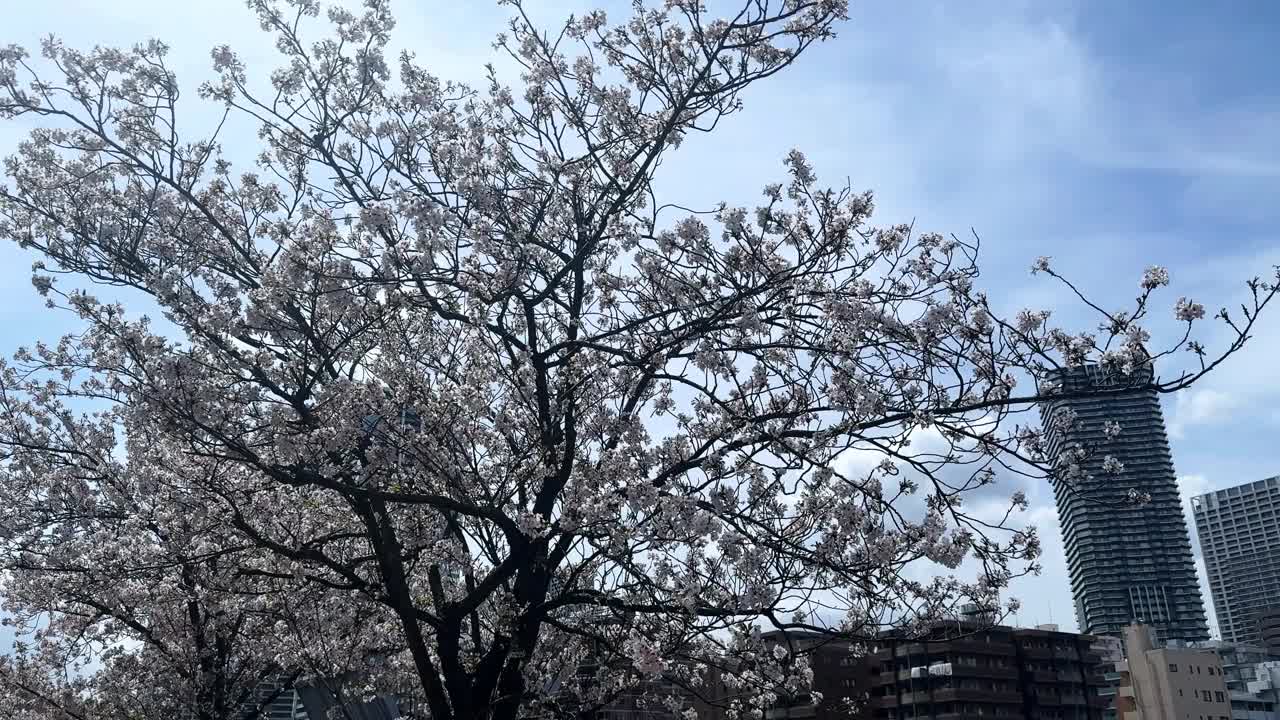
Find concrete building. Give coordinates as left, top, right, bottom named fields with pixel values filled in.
left=1259, top=609, right=1280, bottom=655
left=1094, top=637, right=1125, bottom=665
left=1196, top=643, right=1280, bottom=696
left=1243, top=663, right=1280, bottom=720
left=242, top=678, right=403, bottom=720
left=1187, top=641, right=1280, bottom=720
left=591, top=675, right=724, bottom=720
left=1191, top=478, right=1280, bottom=645
left=1040, top=365, right=1209, bottom=643
left=1118, top=624, right=1230, bottom=720
left=868, top=621, right=1108, bottom=720
left=1094, top=635, right=1127, bottom=720
left=763, top=631, right=869, bottom=720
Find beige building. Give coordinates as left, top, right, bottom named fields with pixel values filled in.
left=1120, top=624, right=1232, bottom=720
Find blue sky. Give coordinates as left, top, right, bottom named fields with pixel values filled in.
left=2, top=0, right=1279, bottom=638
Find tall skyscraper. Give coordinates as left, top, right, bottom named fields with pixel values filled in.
left=1190, top=476, right=1280, bottom=645
left=1040, top=364, right=1209, bottom=642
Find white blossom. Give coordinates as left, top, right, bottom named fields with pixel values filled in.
left=1141, top=265, right=1171, bottom=290
left=1103, top=420, right=1122, bottom=439
left=1175, top=296, right=1206, bottom=322
left=1126, top=488, right=1152, bottom=505
left=1015, top=309, right=1047, bottom=333
left=625, top=636, right=669, bottom=676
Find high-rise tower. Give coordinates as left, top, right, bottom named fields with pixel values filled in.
left=1041, top=364, right=1209, bottom=642
left=1191, top=476, right=1280, bottom=645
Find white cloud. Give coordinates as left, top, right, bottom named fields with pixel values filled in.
left=1168, top=389, right=1239, bottom=439
left=999, top=502, right=1073, bottom=630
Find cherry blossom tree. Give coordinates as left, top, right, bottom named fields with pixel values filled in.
left=0, top=416, right=393, bottom=719
left=0, top=1, right=1276, bottom=719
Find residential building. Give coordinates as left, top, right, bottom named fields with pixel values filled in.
left=1040, top=364, right=1209, bottom=642
left=252, top=685, right=311, bottom=720
left=1118, top=623, right=1230, bottom=720
left=1260, top=608, right=1280, bottom=655
left=1093, top=636, right=1125, bottom=666
left=868, top=620, right=1108, bottom=720
left=1191, top=642, right=1280, bottom=694
left=242, top=677, right=403, bottom=720
left=1189, top=641, right=1280, bottom=720
left=1191, top=478, right=1280, bottom=645
left=763, top=630, right=870, bottom=720
left=537, top=607, right=731, bottom=720
left=1093, top=635, right=1126, bottom=720
left=1243, top=662, right=1280, bottom=720
left=591, top=674, right=722, bottom=720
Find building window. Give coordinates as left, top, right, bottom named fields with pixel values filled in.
left=1203, top=690, right=1212, bottom=702
left=1215, top=692, right=1224, bottom=703
left=1170, top=664, right=1178, bottom=672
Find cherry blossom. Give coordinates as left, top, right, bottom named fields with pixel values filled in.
left=1103, top=420, right=1123, bottom=439
left=1175, top=296, right=1207, bottom=322
left=1101, top=455, right=1125, bottom=475
left=1142, top=265, right=1171, bottom=290
left=0, top=1, right=1275, bottom=719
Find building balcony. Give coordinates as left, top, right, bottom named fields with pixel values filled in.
left=945, top=638, right=1020, bottom=656
left=875, top=691, right=925, bottom=708
left=876, top=688, right=1024, bottom=707
left=936, top=688, right=1024, bottom=705
left=889, top=639, right=1014, bottom=657
left=765, top=706, right=817, bottom=719
left=878, top=670, right=904, bottom=684
left=1033, top=693, right=1089, bottom=706
left=877, top=665, right=1020, bottom=685
left=952, top=665, right=1020, bottom=680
